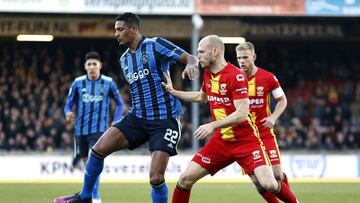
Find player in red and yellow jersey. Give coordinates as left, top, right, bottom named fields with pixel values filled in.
left=162, top=35, right=298, bottom=203
left=236, top=41, right=296, bottom=203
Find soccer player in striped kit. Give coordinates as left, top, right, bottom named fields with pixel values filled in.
left=64, top=51, right=124, bottom=203
left=54, top=12, right=199, bottom=203
left=236, top=42, right=297, bottom=203
left=162, top=35, right=298, bottom=203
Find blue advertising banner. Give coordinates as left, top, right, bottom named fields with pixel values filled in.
left=306, top=0, right=360, bottom=15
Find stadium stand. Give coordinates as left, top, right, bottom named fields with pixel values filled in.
left=0, top=40, right=359, bottom=151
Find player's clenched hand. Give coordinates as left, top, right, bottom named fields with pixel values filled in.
left=65, top=112, right=75, bottom=124
left=260, top=117, right=275, bottom=129
left=161, top=72, right=175, bottom=94
left=194, top=123, right=214, bottom=139
left=182, top=64, right=199, bottom=80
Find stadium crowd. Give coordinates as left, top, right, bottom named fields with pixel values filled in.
left=0, top=41, right=359, bottom=152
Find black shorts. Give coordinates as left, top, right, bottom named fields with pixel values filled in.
left=74, top=133, right=102, bottom=158
left=113, top=113, right=182, bottom=156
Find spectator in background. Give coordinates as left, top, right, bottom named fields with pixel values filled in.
left=1, top=34, right=360, bottom=153
left=63, top=51, right=124, bottom=203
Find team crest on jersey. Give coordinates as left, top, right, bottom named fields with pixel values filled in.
left=141, top=53, right=150, bottom=64
left=220, top=83, right=227, bottom=95
left=269, top=150, right=278, bottom=159
left=257, top=86, right=264, bottom=96
left=252, top=150, right=261, bottom=160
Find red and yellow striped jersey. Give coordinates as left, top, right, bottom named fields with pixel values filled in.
left=247, top=67, right=281, bottom=132
left=201, top=63, right=259, bottom=143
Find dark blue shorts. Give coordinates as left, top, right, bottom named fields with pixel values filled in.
left=74, top=133, right=102, bottom=158
left=113, top=113, right=182, bottom=156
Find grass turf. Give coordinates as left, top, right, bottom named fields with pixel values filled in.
left=1, top=182, right=359, bottom=203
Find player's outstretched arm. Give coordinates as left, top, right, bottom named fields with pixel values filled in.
left=161, top=72, right=206, bottom=103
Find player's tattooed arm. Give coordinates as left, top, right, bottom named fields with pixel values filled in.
left=179, top=52, right=199, bottom=80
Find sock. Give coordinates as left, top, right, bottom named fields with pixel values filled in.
left=274, top=182, right=297, bottom=203
left=91, top=176, right=101, bottom=200
left=151, top=181, right=168, bottom=203
left=282, top=172, right=289, bottom=187
left=258, top=187, right=279, bottom=203
left=172, top=182, right=191, bottom=203
left=79, top=149, right=105, bottom=200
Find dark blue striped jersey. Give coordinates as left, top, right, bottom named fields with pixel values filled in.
left=119, top=37, right=184, bottom=120
left=64, top=74, right=124, bottom=136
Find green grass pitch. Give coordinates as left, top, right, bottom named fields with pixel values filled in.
left=1, top=182, right=360, bottom=203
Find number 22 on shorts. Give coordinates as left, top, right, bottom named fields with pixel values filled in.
left=164, top=128, right=179, bottom=144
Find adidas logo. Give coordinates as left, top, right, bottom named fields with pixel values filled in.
left=167, top=143, right=174, bottom=148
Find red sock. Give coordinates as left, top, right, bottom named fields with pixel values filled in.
left=282, top=173, right=289, bottom=187
left=172, top=183, right=191, bottom=203
left=274, top=182, right=297, bottom=203
left=260, top=191, right=280, bottom=203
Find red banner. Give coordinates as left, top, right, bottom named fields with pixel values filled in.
left=195, top=0, right=305, bottom=15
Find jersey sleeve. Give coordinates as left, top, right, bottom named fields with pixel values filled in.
left=268, top=73, right=284, bottom=99
left=154, top=37, right=185, bottom=64
left=119, top=56, right=129, bottom=83
left=109, top=80, right=124, bottom=122
left=268, top=73, right=281, bottom=91
left=230, top=72, right=249, bottom=100
left=64, top=80, right=78, bottom=115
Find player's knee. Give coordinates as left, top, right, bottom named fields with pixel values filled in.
left=249, top=174, right=261, bottom=187
left=178, top=173, right=195, bottom=189
left=92, top=143, right=110, bottom=157
left=274, top=171, right=283, bottom=181
left=90, top=148, right=107, bottom=159
left=258, top=176, right=278, bottom=192
left=149, top=175, right=165, bottom=186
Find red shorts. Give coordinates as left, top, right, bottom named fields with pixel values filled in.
left=260, top=129, right=281, bottom=165
left=192, top=136, right=269, bottom=175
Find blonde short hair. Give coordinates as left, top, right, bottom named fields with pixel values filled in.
left=236, top=41, right=255, bottom=53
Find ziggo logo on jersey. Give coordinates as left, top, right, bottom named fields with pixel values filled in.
left=82, top=94, right=103, bottom=102
left=127, top=68, right=150, bottom=83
